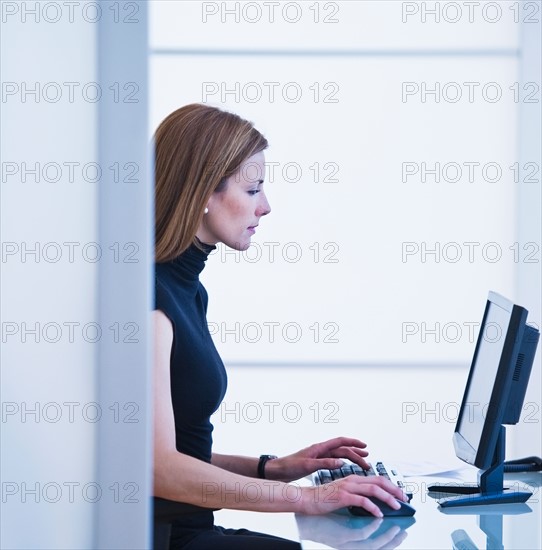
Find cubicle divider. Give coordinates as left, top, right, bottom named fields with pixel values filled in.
left=96, top=3, right=152, bottom=548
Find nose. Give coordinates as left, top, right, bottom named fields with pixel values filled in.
left=257, top=192, right=271, bottom=217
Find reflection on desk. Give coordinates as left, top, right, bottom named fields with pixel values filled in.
left=296, top=474, right=541, bottom=549
left=442, top=504, right=532, bottom=550
left=296, top=514, right=415, bottom=550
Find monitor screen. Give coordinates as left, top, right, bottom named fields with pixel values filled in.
left=456, top=301, right=510, bottom=456
left=453, top=291, right=538, bottom=470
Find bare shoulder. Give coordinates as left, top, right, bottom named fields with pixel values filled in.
left=153, top=310, right=173, bottom=338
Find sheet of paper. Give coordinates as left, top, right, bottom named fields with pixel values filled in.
left=393, top=459, right=472, bottom=477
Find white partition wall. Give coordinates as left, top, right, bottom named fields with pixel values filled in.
left=96, top=3, right=152, bottom=548
left=1, top=9, right=99, bottom=548
left=1, top=2, right=152, bottom=549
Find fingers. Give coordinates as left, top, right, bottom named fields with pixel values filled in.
left=304, top=476, right=406, bottom=518
left=329, top=446, right=370, bottom=469
left=342, top=477, right=405, bottom=518
left=346, top=449, right=371, bottom=470
left=317, top=437, right=368, bottom=454
left=368, top=475, right=408, bottom=502
left=312, top=437, right=371, bottom=470
left=306, top=437, right=373, bottom=473
left=314, top=458, right=345, bottom=471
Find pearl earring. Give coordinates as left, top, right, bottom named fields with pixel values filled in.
left=204, top=207, right=209, bottom=214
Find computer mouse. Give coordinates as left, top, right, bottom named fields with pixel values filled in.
left=348, top=497, right=416, bottom=517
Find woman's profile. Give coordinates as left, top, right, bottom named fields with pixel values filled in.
left=152, top=103, right=407, bottom=549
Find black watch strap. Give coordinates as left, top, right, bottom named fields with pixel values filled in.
left=258, top=455, right=277, bottom=479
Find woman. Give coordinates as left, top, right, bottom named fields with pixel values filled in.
left=153, top=104, right=407, bottom=549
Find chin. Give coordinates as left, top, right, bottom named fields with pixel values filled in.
left=238, top=240, right=252, bottom=251
left=226, top=238, right=251, bottom=251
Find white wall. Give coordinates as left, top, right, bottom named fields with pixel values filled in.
left=1, top=2, right=152, bottom=549
left=149, top=0, right=539, bottom=366
left=1, top=8, right=98, bottom=549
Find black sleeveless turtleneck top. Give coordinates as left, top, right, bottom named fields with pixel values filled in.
left=154, top=243, right=228, bottom=463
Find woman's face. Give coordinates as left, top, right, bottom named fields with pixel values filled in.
left=197, top=151, right=271, bottom=250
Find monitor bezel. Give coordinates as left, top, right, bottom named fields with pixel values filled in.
left=453, top=291, right=528, bottom=470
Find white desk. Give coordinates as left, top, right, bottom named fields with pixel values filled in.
left=296, top=471, right=542, bottom=549
left=215, top=471, right=541, bottom=549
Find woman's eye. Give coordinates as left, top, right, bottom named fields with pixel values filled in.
left=248, top=190, right=260, bottom=195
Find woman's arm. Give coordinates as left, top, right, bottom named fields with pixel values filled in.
left=153, top=310, right=297, bottom=512
left=153, top=310, right=407, bottom=517
left=211, top=453, right=259, bottom=477
left=212, top=435, right=369, bottom=482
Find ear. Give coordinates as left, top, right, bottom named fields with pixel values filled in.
left=206, top=192, right=221, bottom=211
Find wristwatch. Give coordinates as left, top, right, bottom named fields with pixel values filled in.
left=258, top=454, right=278, bottom=479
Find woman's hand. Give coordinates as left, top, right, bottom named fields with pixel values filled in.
left=299, top=475, right=409, bottom=518
left=265, top=437, right=371, bottom=482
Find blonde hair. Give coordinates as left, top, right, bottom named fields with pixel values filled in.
left=154, top=104, right=268, bottom=263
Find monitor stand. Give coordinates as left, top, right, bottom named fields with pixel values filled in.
left=429, top=427, right=533, bottom=508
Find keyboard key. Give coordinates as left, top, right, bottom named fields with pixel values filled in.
left=318, top=470, right=332, bottom=484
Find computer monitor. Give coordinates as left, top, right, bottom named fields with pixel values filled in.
left=437, top=291, right=540, bottom=508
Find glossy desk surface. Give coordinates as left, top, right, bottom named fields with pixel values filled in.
left=215, top=471, right=541, bottom=549
left=213, top=365, right=541, bottom=549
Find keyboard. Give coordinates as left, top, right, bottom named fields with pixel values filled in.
left=315, top=461, right=409, bottom=490
left=313, top=460, right=415, bottom=516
